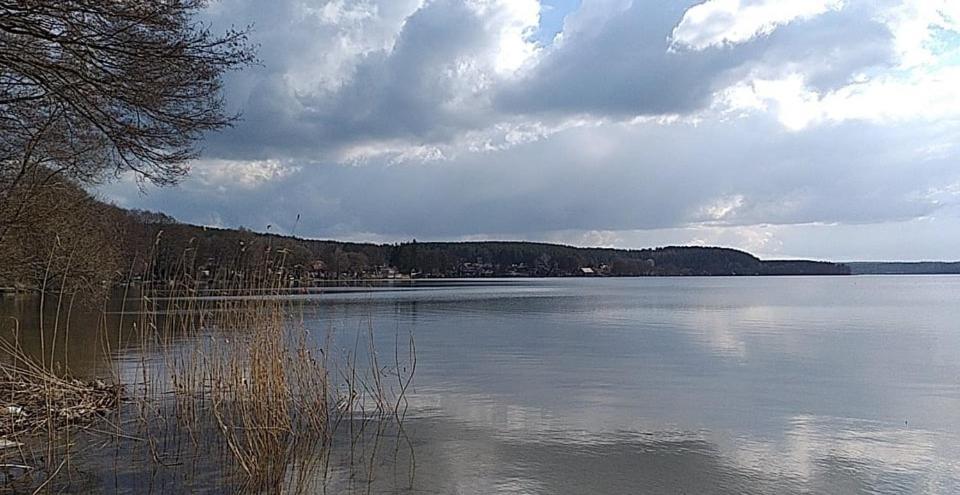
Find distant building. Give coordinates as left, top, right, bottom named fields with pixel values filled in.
left=383, top=266, right=400, bottom=279
left=459, top=261, right=495, bottom=277
left=579, top=267, right=596, bottom=276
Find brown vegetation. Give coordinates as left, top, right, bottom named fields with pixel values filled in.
left=128, top=241, right=415, bottom=492
left=0, top=335, right=121, bottom=439
left=0, top=240, right=416, bottom=493
left=1, top=0, right=255, bottom=295
left=0, top=0, right=254, bottom=188
left=0, top=176, right=121, bottom=297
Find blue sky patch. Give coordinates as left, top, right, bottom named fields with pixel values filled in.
left=536, top=0, right=581, bottom=44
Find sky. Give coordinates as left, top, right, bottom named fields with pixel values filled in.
left=101, top=0, right=960, bottom=261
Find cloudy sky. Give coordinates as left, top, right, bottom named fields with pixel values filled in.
left=102, top=0, right=960, bottom=261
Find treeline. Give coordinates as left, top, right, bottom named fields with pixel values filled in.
left=0, top=192, right=851, bottom=294
left=110, top=208, right=850, bottom=281
left=0, top=3, right=851, bottom=297
left=0, top=179, right=124, bottom=296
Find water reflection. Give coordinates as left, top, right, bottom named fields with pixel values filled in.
left=322, top=412, right=959, bottom=494
left=0, top=294, right=137, bottom=377
left=3, top=277, right=960, bottom=493
left=300, top=277, right=960, bottom=493
left=6, top=407, right=955, bottom=494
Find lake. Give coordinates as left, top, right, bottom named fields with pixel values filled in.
left=2, top=276, right=960, bottom=493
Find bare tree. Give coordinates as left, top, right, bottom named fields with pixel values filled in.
left=0, top=0, right=254, bottom=179
left=0, top=0, right=254, bottom=289
left=0, top=176, right=121, bottom=297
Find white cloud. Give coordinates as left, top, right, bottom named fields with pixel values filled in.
left=99, top=0, right=960, bottom=260
left=282, top=0, right=424, bottom=94
left=881, top=0, right=960, bottom=67
left=698, top=194, right=746, bottom=222
left=192, top=159, right=301, bottom=189
left=467, top=0, right=542, bottom=75
left=722, top=66, right=960, bottom=130
left=303, top=0, right=377, bottom=25
left=671, top=0, right=845, bottom=51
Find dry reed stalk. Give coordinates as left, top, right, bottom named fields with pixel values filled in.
left=0, top=335, right=122, bottom=439
left=2, top=236, right=416, bottom=493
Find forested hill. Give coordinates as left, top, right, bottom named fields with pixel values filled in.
left=114, top=213, right=851, bottom=280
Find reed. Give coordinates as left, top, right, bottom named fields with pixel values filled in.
left=0, top=335, right=122, bottom=439
left=0, top=235, right=415, bottom=493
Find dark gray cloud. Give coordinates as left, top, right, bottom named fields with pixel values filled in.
left=203, top=0, right=503, bottom=161
left=107, top=115, right=960, bottom=239
left=101, top=0, right=960, bottom=260
left=497, top=0, right=899, bottom=118
left=198, top=0, right=907, bottom=162
left=496, top=0, right=738, bottom=117
left=753, top=4, right=897, bottom=92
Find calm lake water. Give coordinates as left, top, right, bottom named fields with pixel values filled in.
left=3, top=276, right=960, bottom=493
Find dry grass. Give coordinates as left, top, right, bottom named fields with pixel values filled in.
left=0, top=339, right=122, bottom=439
left=0, top=238, right=416, bottom=493
left=141, top=240, right=413, bottom=492
left=0, top=322, right=124, bottom=493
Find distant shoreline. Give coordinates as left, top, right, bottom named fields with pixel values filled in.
left=845, top=262, right=960, bottom=275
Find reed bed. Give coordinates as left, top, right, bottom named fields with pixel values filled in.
left=0, top=237, right=416, bottom=493
left=0, top=319, right=125, bottom=493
